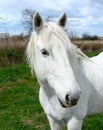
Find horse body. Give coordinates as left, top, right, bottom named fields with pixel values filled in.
left=39, top=50, right=103, bottom=127
left=87, top=54, right=103, bottom=114
left=39, top=52, right=103, bottom=130
left=26, top=12, right=103, bottom=130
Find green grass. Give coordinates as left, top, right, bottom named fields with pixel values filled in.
left=0, top=49, right=25, bottom=67
left=0, top=63, right=49, bottom=130
left=0, top=50, right=103, bottom=130
left=84, top=50, right=102, bottom=57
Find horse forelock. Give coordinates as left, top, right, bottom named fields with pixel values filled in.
left=26, top=32, right=36, bottom=74
left=40, top=22, right=91, bottom=61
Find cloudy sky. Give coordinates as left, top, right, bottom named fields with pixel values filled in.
left=0, top=0, right=103, bottom=36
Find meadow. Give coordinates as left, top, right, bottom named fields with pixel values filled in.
left=0, top=39, right=103, bottom=129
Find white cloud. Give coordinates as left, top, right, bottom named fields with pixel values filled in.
left=0, top=0, right=103, bottom=35
left=40, top=0, right=70, bottom=11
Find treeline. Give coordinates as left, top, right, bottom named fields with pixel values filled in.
left=0, top=33, right=29, bottom=42
left=81, top=33, right=99, bottom=40
left=0, top=32, right=102, bottom=43
left=69, top=31, right=101, bottom=41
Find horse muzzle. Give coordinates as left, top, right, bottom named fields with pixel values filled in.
left=58, top=93, right=80, bottom=108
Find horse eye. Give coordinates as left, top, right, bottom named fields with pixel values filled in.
left=41, top=49, right=49, bottom=56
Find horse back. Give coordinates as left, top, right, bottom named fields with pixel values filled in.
left=91, top=52, right=103, bottom=65
left=88, top=52, right=103, bottom=114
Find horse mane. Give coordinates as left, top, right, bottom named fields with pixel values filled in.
left=26, top=21, right=91, bottom=73
left=26, top=32, right=36, bottom=74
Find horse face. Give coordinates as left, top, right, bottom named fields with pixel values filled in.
left=33, top=12, right=81, bottom=108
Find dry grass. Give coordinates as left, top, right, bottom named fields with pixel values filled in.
left=72, top=40, right=103, bottom=51
left=0, top=37, right=28, bottom=67
left=0, top=41, right=26, bottom=50
left=0, top=36, right=28, bottom=50
left=0, top=36, right=103, bottom=51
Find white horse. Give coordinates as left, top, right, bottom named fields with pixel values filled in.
left=26, top=12, right=103, bottom=130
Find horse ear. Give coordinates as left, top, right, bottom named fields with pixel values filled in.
left=57, top=13, right=67, bottom=27
left=33, top=12, right=43, bottom=32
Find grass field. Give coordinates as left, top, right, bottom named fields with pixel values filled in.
left=0, top=50, right=103, bottom=130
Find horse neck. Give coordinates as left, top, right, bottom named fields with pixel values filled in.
left=71, top=51, right=95, bottom=89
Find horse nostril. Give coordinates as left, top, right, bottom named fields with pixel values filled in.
left=65, top=94, right=79, bottom=106
left=71, top=98, right=78, bottom=106
left=65, top=94, right=70, bottom=103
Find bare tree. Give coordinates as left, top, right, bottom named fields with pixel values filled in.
left=21, top=9, right=36, bottom=34
left=68, top=29, right=79, bottom=40
left=21, top=9, right=54, bottom=35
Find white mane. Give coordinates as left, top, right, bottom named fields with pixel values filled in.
left=26, top=21, right=91, bottom=73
